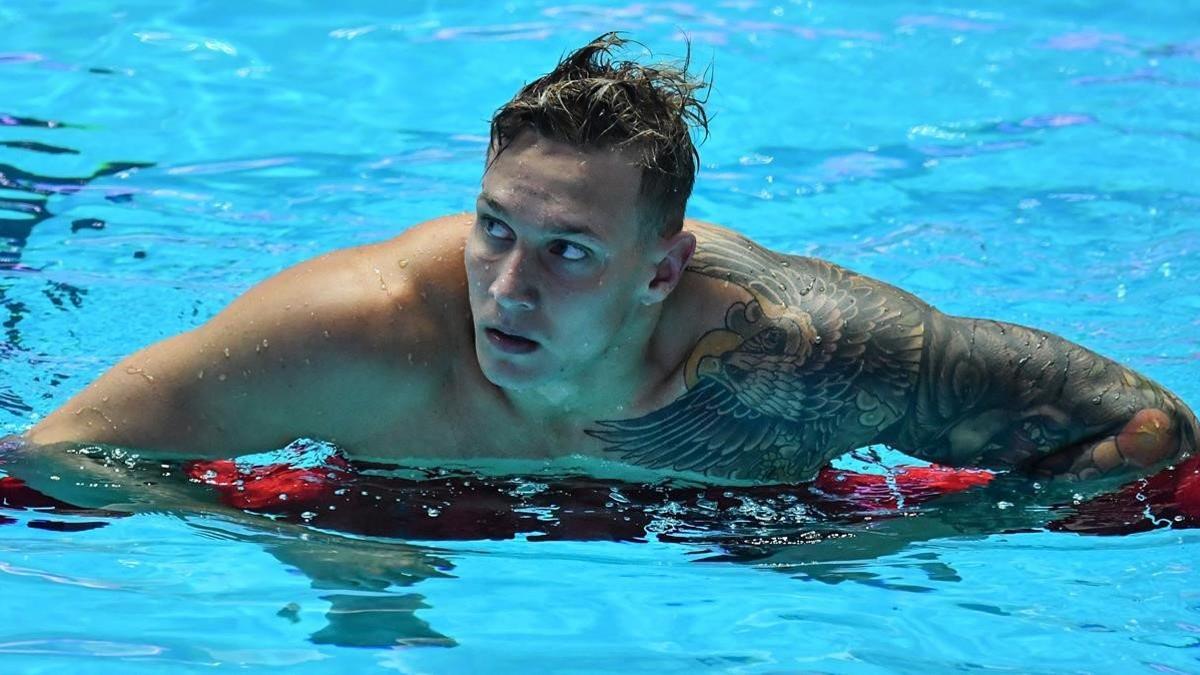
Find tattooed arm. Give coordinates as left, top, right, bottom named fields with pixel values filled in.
left=887, top=311, right=1199, bottom=481
left=589, top=226, right=928, bottom=482
left=590, top=224, right=1196, bottom=484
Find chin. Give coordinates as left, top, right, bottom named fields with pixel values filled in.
left=474, top=344, right=553, bottom=391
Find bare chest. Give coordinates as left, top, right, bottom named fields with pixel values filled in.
left=355, top=397, right=615, bottom=465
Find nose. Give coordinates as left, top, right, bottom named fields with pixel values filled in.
left=489, top=248, right=537, bottom=311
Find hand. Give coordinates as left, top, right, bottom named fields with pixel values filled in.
left=1032, top=408, right=1184, bottom=480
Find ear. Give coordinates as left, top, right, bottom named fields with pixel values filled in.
left=641, top=231, right=697, bottom=305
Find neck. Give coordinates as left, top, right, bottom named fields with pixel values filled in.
left=498, top=303, right=668, bottom=424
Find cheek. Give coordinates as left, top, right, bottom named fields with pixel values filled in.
left=546, top=281, right=632, bottom=341
left=463, top=247, right=492, bottom=295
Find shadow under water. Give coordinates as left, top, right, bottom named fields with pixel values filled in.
left=2, top=441, right=1197, bottom=649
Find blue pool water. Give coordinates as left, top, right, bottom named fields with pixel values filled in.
left=2, top=0, right=1200, bottom=672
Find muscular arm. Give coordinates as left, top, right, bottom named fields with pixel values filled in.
left=888, top=312, right=1199, bottom=481
left=592, top=223, right=1197, bottom=485
left=23, top=240, right=440, bottom=459
left=589, top=225, right=928, bottom=482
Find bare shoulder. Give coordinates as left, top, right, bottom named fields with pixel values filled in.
left=227, top=212, right=474, bottom=356
left=685, top=219, right=927, bottom=303
left=27, top=213, right=475, bottom=455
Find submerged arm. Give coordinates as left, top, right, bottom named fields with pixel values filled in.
left=888, top=311, right=1199, bottom=481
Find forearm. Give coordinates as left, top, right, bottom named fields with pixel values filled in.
left=891, top=312, right=1198, bottom=480
left=1, top=435, right=228, bottom=514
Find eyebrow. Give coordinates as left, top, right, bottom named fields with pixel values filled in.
left=476, top=193, right=603, bottom=241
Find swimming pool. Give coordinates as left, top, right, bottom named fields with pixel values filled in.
left=2, top=0, right=1199, bottom=671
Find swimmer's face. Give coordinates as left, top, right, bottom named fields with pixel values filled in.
left=465, top=132, right=687, bottom=392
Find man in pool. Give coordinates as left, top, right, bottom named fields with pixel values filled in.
left=16, top=33, right=1199, bottom=491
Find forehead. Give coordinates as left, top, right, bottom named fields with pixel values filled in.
left=480, top=133, right=644, bottom=236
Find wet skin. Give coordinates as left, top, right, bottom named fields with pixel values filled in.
left=20, top=131, right=1198, bottom=488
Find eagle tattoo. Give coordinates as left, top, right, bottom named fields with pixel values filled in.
left=587, top=231, right=927, bottom=482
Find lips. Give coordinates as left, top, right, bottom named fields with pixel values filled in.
left=485, top=327, right=540, bottom=354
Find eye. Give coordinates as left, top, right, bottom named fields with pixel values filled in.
left=548, top=240, right=590, bottom=262
left=480, top=216, right=513, bottom=240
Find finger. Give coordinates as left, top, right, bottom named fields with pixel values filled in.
left=1114, top=408, right=1175, bottom=468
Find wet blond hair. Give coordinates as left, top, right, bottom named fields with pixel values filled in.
left=488, top=32, right=710, bottom=235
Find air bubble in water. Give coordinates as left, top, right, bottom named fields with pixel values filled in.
left=513, top=481, right=547, bottom=496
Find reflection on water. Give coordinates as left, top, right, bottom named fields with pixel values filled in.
left=0, top=110, right=154, bottom=420
left=0, top=112, right=152, bottom=268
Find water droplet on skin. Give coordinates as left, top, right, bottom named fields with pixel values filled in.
left=323, top=330, right=331, bottom=338
left=197, top=370, right=204, bottom=380
left=218, top=374, right=227, bottom=382
left=1091, top=396, right=1102, bottom=405
left=261, top=339, right=269, bottom=349
left=399, top=259, right=409, bottom=268
left=124, top=367, right=154, bottom=382
left=223, top=348, right=231, bottom=358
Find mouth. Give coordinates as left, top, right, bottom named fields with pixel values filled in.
left=484, top=327, right=540, bottom=354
